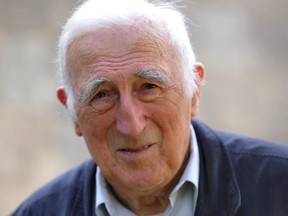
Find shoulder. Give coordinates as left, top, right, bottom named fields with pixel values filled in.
left=216, top=131, right=288, bottom=179
left=217, top=130, right=288, bottom=159
left=213, top=129, right=288, bottom=214
left=213, top=129, right=288, bottom=173
left=192, top=119, right=288, bottom=160
left=193, top=119, right=288, bottom=180
left=11, top=159, right=97, bottom=216
left=192, top=119, right=288, bottom=178
left=193, top=119, right=288, bottom=214
left=193, top=122, right=288, bottom=195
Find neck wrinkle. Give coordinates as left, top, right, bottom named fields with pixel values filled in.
left=109, top=146, right=191, bottom=215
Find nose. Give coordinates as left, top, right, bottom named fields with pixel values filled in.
left=115, top=94, right=146, bottom=138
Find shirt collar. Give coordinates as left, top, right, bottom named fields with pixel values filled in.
left=168, top=125, right=199, bottom=208
left=95, top=125, right=200, bottom=215
left=178, top=124, right=199, bottom=189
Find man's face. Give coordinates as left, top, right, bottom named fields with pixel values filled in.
left=63, top=26, right=200, bottom=195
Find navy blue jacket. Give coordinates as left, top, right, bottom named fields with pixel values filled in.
left=12, top=120, right=288, bottom=216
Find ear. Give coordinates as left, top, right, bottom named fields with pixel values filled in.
left=191, top=62, right=205, bottom=117
left=56, top=87, right=83, bottom=136
left=194, top=62, right=205, bottom=83
left=56, top=87, right=67, bottom=108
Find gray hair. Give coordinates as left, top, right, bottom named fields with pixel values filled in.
left=57, top=0, right=198, bottom=115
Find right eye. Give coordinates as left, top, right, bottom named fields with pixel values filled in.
left=90, top=91, right=116, bottom=113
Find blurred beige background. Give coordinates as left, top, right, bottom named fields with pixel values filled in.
left=1, top=0, right=287, bottom=214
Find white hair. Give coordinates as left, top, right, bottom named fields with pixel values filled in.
left=57, top=0, right=198, bottom=115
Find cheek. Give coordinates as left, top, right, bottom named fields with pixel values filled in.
left=76, top=109, right=114, bottom=150
left=78, top=112, right=118, bottom=169
left=147, top=100, right=191, bottom=156
left=78, top=107, right=107, bottom=131
left=149, top=97, right=191, bottom=129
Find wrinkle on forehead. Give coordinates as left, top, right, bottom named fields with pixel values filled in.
left=66, top=24, right=180, bottom=91
left=67, top=24, right=175, bottom=64
left=129, top=36, right=174, bottom=61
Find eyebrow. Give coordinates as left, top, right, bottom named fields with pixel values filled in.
left=80, top=77, right=109, bottom=105
left=135, top=70, right=170, bottom=85
left=79, top=70, right=170, bottom=105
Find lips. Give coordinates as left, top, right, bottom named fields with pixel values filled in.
left=118, top=144, right=154, bottom=153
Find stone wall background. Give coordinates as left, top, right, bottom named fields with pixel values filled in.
left=1, top=0, right=287, bottom=214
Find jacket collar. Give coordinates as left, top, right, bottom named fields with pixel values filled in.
left=192, top=120, right=241, bottom=216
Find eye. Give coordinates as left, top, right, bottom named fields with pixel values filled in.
left=138, top=82, right=162, bottom=102
left=95, top=91, right=107, bottom=99
left=90, top=90, right=116, bottom=112
left=144, top=83, right=157, bottom=89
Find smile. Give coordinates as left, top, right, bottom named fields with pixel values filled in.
left=119, top=144, right=154, bottom=152
left=116, top=143, right=156, bottom=159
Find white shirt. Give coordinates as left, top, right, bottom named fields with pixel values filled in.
left=95, top=125, right=200, bottom=216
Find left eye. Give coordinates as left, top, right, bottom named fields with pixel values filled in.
left=138, top=83, right=161, bottom=102
left=144, top=83, right=157, bottom=89
left=95, top=91, right=107, bottom=99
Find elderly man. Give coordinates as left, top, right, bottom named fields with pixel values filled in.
left=13, top=0, right=288, bottom=215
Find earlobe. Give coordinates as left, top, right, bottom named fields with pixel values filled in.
left=191, top=96, right=199, bottom=117
left=74, top=122, right=83, bottom=136
left=56, top=87, right=67, bottom=108
left=57, top=87, right=83, bottom=137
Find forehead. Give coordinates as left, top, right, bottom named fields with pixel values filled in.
left=69, top=24, right=177, bottom=62
left=66, top=25, right=181, bottom=85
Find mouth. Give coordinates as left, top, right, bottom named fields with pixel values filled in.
left=117, top=143, right=155, bottom=158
